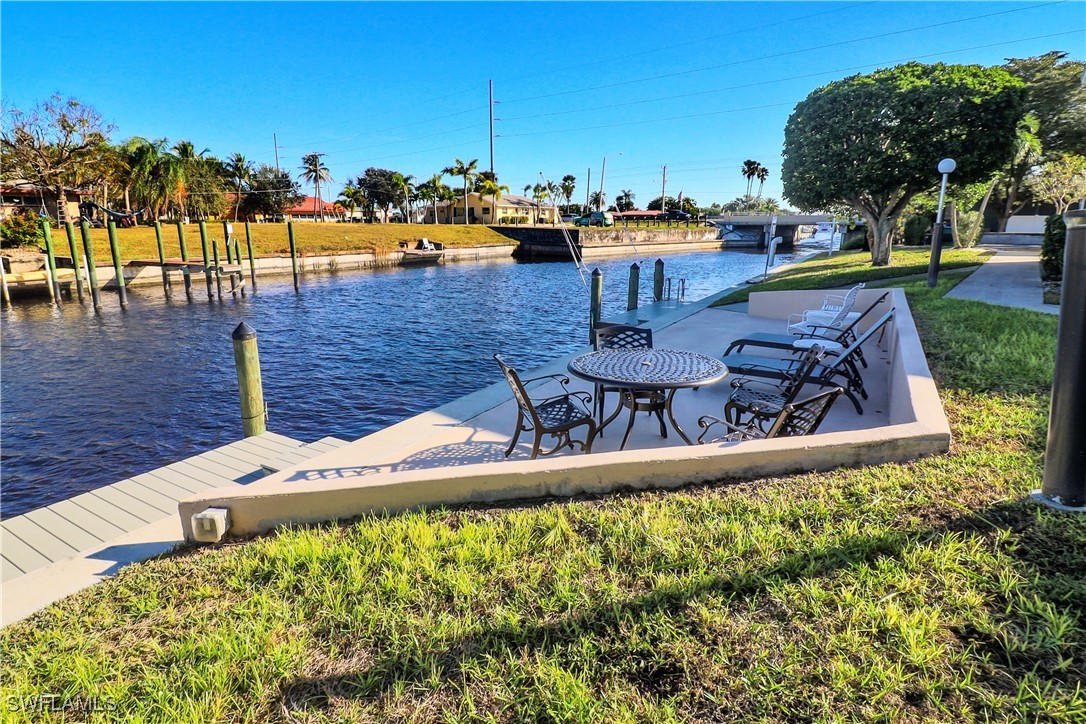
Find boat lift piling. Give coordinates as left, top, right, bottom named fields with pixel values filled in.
left=244, top=222, right=256, bottom=287
left=64, top=222, right=85, bottom=301
left=176, top=221, right=193, bottom=299
left=653, top=258, right=665, bottom=302
left=211, top=237, right=224, bottom=300
left=589, top=268, right=603, bottom=343
left=39, top=220, right=60, bottom=303
left=1, top=261, right=10, bottom=306
left=106, top=221, right=128, bottom=308
left=198, top=221, right=214, bottom=300
left=80, top=222, right=102, bottom=311
left=287, top=222, right=300, bottom=291
left=627, top=262, right=640, bottom=311
left=153, top=222, right=170, bottom=295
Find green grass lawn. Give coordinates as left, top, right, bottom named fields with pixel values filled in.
left=713, top=247, right=992, bottom=304
left=2, top=269, right=1083, bottom=722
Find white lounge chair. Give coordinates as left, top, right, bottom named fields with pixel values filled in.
left=787, top=283, right=865, bottom=335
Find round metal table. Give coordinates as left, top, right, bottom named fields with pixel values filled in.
left=568, top=348, right=729, bottom=449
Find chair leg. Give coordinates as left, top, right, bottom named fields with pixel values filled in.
left=583, top=420, right=598, bottom=454
left=505, top=412, right=524, bottom=457
left=620, top=400, right=639, bottom=450
left=529, top=429, right=545, bottom=460
left=655, top=408, right=667, bottom=438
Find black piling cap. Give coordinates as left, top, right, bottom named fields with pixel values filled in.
left=232, top=322, right=257, bottom=341
left=591, top=268, right=602, bottom=277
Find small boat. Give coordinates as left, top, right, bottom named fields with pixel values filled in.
left=398, top=238, right=445, bottom=266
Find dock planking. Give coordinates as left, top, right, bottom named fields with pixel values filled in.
left=0, top=432, right=332, bottom=583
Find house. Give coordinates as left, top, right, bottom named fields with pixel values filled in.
left=285, top=196, right=339, bottom=222
left=0, top=180, right=94, bottom=223
left=434, top=193, right=558, bottom=225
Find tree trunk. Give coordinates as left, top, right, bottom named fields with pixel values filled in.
left=860, top=210, right=895, bottom=266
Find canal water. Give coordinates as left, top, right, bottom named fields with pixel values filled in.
left=0, top=248, right=795, bottom=518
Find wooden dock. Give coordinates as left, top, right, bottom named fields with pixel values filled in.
left=1, top=432, right=347, bottom=584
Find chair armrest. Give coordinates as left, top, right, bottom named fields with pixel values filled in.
left=523, top=373, right=570, bottom=386
left=696, top=415, right=762, bottom=444
left=730, top=378, right=787, bottom=395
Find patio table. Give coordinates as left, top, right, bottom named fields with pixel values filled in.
left=568, top=348, right=728, bottom=450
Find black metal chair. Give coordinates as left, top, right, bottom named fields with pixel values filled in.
left=697, top=387, right=843, bottom=444
left=725, top=292, right=890, bottom=369
left=591, top=324, right=658, bottom=432
left=724, top=344, right=826, bottom=432
left=494, top=355, right=597, bottom=460
left=721, top=309, right=894, bottom=415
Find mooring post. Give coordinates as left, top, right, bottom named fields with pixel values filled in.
left=287, top=221, right=300, bottom=291
left=653, top=258, right=664, bottom=302
left=1035, top=209, right=1086, bottom=512
left=198, top=221, right=213, bottom=300
left=211, top=237, right=224, bottom=299
left=1, top=260, right=10, bottom=306
left=106, top=220, right=128, bottom=308
left=64, top=222, right=85, bottom=301
left=39, top=219, right=60, bottom=303
left=80, top=222, right=102, bottom=311
left=222, top=221, right=233, bottom=264
left=176, top=221, right=192, bottom=298
left=231, top=323, right=267, bottom=437
left=589, top=267, right=603, bottom=343
left=245, top=221, right=256, bottom=286
left=153, top=221, right=170, bottom=294
left=627, top=262, right=640, bottom=311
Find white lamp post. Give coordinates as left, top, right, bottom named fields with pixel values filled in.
left=926, top=158, right=956, bottom=287
left=598, top=152, right=623, bottom=210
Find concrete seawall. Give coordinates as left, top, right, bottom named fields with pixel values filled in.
left=87, top=243, right=519, bottom=288
left=494, top=225, right=724, bottom=260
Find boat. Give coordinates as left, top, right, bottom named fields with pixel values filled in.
left=398, top=238, right=445, bottom=266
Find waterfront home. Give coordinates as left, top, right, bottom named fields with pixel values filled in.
left=285, top=195, right=339, bottom=222
left=435, top=192, right=558, bottom=225
left=0, top=179, right=94, bottom=224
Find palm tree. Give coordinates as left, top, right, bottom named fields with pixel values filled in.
left=617, top=189, right=635, bottom=211
left=741, top=159, right=759, bottom=201
left=478, top=178, right=510, bottom=223
left=339, top=183, right=365, bottom=222
left=224, top=153, right=253, bottom=221
left=589, top=190, right=605, bottom=211
left=755, top=165, right=769, bottom=200
left=439, top=185, right=457, bottom=223
left=531, top=183, right=550, bottom=222
left=560, top=174, right=576, bottom=213
left=389, top=172, right=415, bottom=223
left=442, top=157, right=478, bottom=224
left=129, top=137, right=184, bottom=220
left=299, top=153, right=331, bottom=222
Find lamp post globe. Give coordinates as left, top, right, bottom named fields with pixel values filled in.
left=938, top=158, right=957, bottom=175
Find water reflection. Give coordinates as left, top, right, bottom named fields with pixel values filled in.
left=0, top=249, right=789, bottom=517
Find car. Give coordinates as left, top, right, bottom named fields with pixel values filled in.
left=661, top=209, right=692, bottom=221
left=560, top=214, right=576, bottom=223
left=574, top=211, right=615, bottom=227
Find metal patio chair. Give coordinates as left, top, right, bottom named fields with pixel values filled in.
left=494, top=354, right=597, bottom=460
left=697, top=387, right=843, bottom=444
left=787, top=283, right=865, bottom=335
left=724, top=344, right=826, bottom=432
left=592, top=324, right=656, bottom=427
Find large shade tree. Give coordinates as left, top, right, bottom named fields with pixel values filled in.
left=782, top=62, right=1024, bottom=265
left=239, top=165, right=304, bottom=220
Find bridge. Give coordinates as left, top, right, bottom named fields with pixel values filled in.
left=707, top=213, right=838, bottom=249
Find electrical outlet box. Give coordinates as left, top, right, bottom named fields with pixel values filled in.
left=191, top=507, right=231, bottom=543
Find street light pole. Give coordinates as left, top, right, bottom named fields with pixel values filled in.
left=927, top=158, right=956, bottom=287
left=599, top=152, right=623, bottom=210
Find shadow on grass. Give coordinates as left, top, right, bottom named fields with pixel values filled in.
left=272, top=498, right=1085, bottom=716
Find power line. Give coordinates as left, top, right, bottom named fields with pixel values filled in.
left=499, top=30, right=1084, bottom=123
left=277, top=106, right=488, bottom=150
left=500, top=1, right=1068, bottom=104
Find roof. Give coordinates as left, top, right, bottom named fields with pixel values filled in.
left=286, top=196, right=337, bottom=215
left=0, top=179, right=95, bottom=196
left=436, top=192, right=552, bottom=209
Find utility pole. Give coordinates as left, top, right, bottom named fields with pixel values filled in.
left=489, top=80, right=495, bottom=177
left=273, top=133, right=280, bottom=172
left=585, top=167, right=591, bottom=211
left=660, top=165, right=667, bottom=213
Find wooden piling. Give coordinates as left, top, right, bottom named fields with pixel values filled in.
left=176, top=221, right=192, bottom=297
left=245, top=221, right=256, bottom=286
left=627, top=262, right=640, bottom=311
left=64, top=222, right=85, bottom=301
left=222, top=221, right=234, bottom=264
left=198, top=221, right=213, bottom=300
left=287, top=221, right=299, bottom=291
left=80, top=222, right=102, bottom=311
left=153, top=221, right=170, bottom=294
left=39, top=220, right=60, bottom=303
left=212, top=237, right=224, bottom=299
left=589, top=268, right=603, bottom=343
left=106, top=220, right=128, bottom=308
left=1, top=260, right=10, bottom=306
left=653, top=258, right=664, bottom=302
left=231, top=322, right=267, bottom=437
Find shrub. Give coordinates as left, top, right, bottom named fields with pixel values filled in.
left=902, top=214, right=931, bottom=245
left=0, top=213, right=44, bottom=249
left=1040, top=213, right=1066, bottom=282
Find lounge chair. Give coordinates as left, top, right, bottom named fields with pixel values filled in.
left=724, top=344, right=826, bottom=432
left=725, top=291, right=890, bottom=369
left=720, top=309, right=895, bottom=415
left=494, top=355, right=597, bottom=460
left=698, top=387, right=843, bottom=443
left=787, top=283, right=865, bottom=335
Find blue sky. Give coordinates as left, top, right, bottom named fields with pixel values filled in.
left=2, top=1, right=1083, bottom=208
